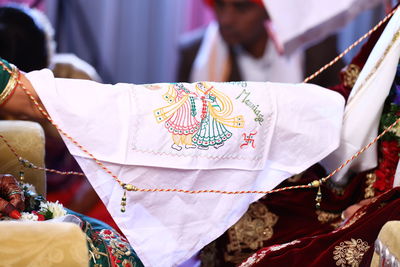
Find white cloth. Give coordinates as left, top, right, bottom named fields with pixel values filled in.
left=263, top=0, right=384, bottom=54
left=321, top=6, right=400, bottom=185
left=26, top=71, right=344, bottom=267
left=237, top=38, right=303, bottom=83
left=190, top=21, right=304, bottom=83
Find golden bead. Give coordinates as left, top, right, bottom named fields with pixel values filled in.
left=309, top=180, right=321, bottom=188
left=124, top=184, right=137, bottom=191
left=121, top=207, right=126, bottom=212
left=19, top=171, right=25, bottom=181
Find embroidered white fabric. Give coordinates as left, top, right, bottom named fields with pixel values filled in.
left=26, top=71, right=344, bottom=267
left=321, top=7, right=400, bottom=185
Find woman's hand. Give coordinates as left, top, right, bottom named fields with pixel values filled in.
left=0, top=174, right=24, bottom=219
left=341, top=198, right=374, bottom=222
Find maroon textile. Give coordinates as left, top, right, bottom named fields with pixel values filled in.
left=200, top=9, right=393, bottom=267
left=328, top=14, right=388, bottom=101
left=241, top=187, right=400, bottom=267
left=201, top=166, right=370, bottom=266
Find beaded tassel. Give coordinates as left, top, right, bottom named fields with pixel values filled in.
left=309, top=179, right=323, bottom=210
left=315, top=185, right=322, bottom=210
left=19, top=170, right=25, bottom=181
left=121, top=189, right=127, bottom=213
left=120, top=183, right=138, bottom=212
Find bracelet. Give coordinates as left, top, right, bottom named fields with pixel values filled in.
left=0, top=63, right=19, bottom=107
left=7, top=190, right=22, bottom=197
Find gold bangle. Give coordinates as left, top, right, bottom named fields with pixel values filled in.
left=7, top=190, right=22, bottom=197
left=0, top=65, right=19, bottom=106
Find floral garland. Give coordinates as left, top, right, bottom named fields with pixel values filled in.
left=0, top=182, right=67, bottom=221
left=373, top=68, right=400, bottom=194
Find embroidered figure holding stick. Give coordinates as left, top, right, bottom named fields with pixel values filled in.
left=192, top=82, right=245, bottom=150
left=154, top=83, right=200, bottom=151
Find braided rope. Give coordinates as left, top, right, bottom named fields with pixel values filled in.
left=0, top=133, right=19, bottom=158
left=0, top=133, right=85, bottom=176
left=0, top=63, right=398, bottom=194
left=0, top=6, right=399, bottom=195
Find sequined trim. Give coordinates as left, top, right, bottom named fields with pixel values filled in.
left=333, top=238, right=370, bottom=267
left=238, top=240, right=301, bottom=267
left=238, top=250, right=268, bottom=267
left=268, top=240, right=301, bottom=252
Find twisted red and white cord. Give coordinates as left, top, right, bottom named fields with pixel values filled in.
left=0, top=6, right=399, bottom=195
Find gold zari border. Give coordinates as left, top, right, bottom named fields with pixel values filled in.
left=0, top=65, right=19, bottom=106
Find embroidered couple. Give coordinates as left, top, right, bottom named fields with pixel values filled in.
left=154, top=82, right=244, bottom=151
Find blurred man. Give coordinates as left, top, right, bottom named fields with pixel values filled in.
left=177, top=0, right=342, bottom=86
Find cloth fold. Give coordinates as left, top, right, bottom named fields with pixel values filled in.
left=26, top=71, right=344, bottom=267
left=321, top=6, right=400, bottom=185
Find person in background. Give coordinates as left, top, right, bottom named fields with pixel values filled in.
left=0, top=3, right=118, bottom=230
left=177, top=0, right=343, bottom=87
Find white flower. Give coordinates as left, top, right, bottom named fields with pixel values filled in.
left=40, top=201, right=67, bottom=218
left=20, top=212, right=38, bottom=221
left=19, top=182, right=37, bottom=195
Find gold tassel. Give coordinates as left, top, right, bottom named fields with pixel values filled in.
left=120, top=183, right=138, bottom=213
left=308, top=179, right=323, bottom=210
left=315, top=186, right=322, bottom=210
left=19, top=170, right=25, bottom=182
left=121, top=189, right=127, bottom=213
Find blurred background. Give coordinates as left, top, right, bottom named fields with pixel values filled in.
left=0, top=0, right=388, bottom=84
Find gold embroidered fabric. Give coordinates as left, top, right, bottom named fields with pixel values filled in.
left=0, top=65, right=18, bottom=105
left=316, top=210, right=341, bottom=224
left=333, top=238, right=370, bottom=267
left=364, top=172, right=376, bottom=199
left=342, top=64, right=361, bottom=88
left=0, top=121, right=46, bottom=196
left=0, top=221, right=88, bottom=267
left=224, top=202, right=278, bottom=264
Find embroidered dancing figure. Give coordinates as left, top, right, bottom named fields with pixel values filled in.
left=154, top=83, right=200, bottom=151
left=192, top=82, right=244, bottom=150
